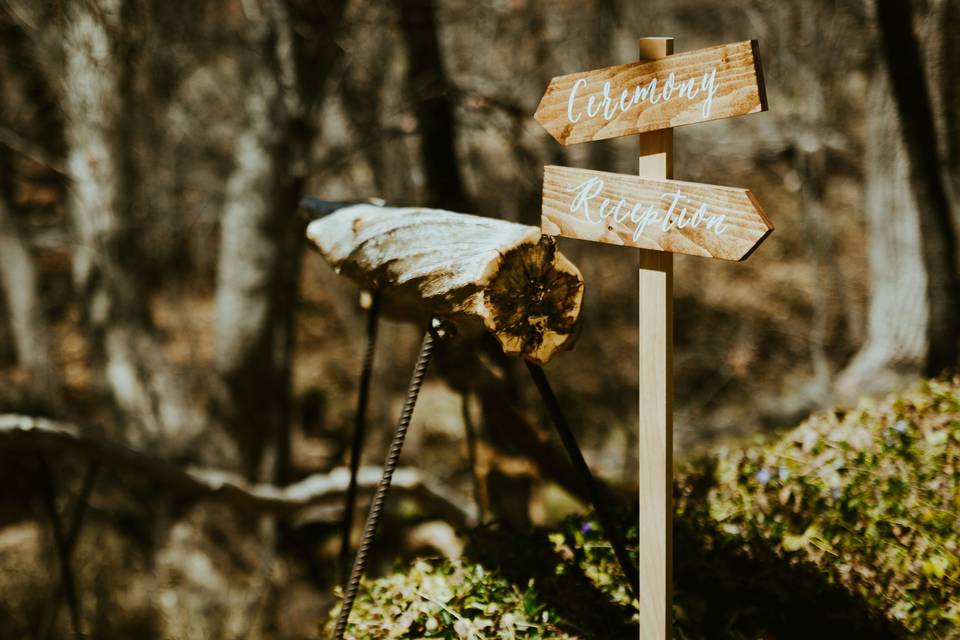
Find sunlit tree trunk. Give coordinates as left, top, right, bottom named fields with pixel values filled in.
left=0, top=176, right=59, bottom=404
left=837, top=75, right=928, bottom=397
left=212, top=0, right=348, bottom=480
left=839, top=2, right=960, bottom=396
left=874, top=0, right=960, bottom=373
left=63, top=0, right=200, bottom=449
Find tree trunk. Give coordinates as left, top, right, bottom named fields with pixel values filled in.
left=0, top=7, right=68, bottom=408
left=874, top=0, right=960, bottom=374
left=395, top=0, right=470, bottom=212
left=211, top=0, right=347, bottom=480
left=62, top=0, right=201, bottom=450
left=837, top=73, right=928, bottom=397
left=930, top=0, right=960, bottom=231
left=0, top=180, right=59, bottom=405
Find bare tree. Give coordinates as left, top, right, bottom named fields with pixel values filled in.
left=874, top=0, right=960, bottom=374
left=837, top=73, right=928, bottom=397
left=394, top=0, right=470, bottom=212
left=0, top=156, right=59, bottom=404
left=212, top=0, right=349, bottom=479
left=0, top=9, right=65, bottom=407
left=929, top=0, right=960, bottom=228
left=56, top=0, right=204, bottom=450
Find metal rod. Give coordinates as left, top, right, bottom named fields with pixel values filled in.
left=332, top=319, right=443, bottom=640
left=460, top=392, right=484, bottom=525
left=525, top=361, right=640, bottom=599
left=339, top=291, right=382, bottom=587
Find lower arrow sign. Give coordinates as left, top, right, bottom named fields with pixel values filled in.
left=541, top=165, right=773, bottom=261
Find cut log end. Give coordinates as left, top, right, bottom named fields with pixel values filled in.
left=306, top=203, right=584, bottom=364
left=482, top=235, right=583, bottom=365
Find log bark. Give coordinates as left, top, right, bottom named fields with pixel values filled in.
left=306, top=203, right=584, bottom=365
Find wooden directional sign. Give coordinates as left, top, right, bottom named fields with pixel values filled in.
left=534, top=37, right=773, bottom=640
left=534, top=40, right=767, bottom=145
left=542, top=165, right=773, bottom=261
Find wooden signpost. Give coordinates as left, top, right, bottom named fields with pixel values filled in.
left=536, top=37, right=771, bottom=638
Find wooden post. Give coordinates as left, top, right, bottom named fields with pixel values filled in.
left=637, top=36, right=673, bottom=640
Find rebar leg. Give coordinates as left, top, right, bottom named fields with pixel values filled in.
left=525, top=361, right=640, bottom=599
left=332, top=318, right=446, bottom=640
left=339, top=291, right=382, bottom=587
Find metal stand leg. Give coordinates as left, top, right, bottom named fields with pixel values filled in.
left=340, top=291, right=381, bottom=587
left=332, top=318, right=447, bottom=640
left=525, top=361, right=640, bottom=599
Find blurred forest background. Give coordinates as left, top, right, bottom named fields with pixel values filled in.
left=0, top=0, right=958, bottom=638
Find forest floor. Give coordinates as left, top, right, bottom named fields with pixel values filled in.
left=328, top=377, right=960, bottom=639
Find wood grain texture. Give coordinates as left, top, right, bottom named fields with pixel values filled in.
left=541, top=165, right=773, bottom=261
left=534, top=40, right=767, bottom=145
left=637, top=36, right=673, bottom=640
left=306, top=204, right=584, bottom=365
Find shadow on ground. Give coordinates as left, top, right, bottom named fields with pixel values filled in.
left=468, top=509, right=906, bottom=640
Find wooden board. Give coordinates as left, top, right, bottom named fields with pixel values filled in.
left=541, top=165, right=773, bottom=261
left=534, top=40, right=766, bottom=145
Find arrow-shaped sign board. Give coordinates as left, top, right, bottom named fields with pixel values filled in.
left=534, top=40, right=766, bottom=145
left=541, top=165, right=773, bottom=261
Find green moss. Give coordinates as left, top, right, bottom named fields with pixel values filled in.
left=323, top=558, right=577, bottom=639
left=326, top=377, right=960, bottom=638
left=676, top=377, right=960, bottom=636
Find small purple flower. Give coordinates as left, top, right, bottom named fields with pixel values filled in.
left=580, top=521, right=594, bottom=534
left=755, top=468, right=771, bottom=486
left=894, top=420, right=908, bottom=434
left=831, top=486, right=841, bottom=500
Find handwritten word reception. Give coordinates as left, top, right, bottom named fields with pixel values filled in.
left=534, top=41, right=767, bottom=145
left=541, top=165, right=772, bottom=261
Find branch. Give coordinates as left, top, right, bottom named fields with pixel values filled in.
left=0, top=125, right=66, bottom=175
left=0, top=415, right=474, bottom=527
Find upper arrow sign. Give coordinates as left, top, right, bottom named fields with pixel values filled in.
left=541, top=165, right=773, bottom=261
left=534, top=40, right=767, bottom=145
